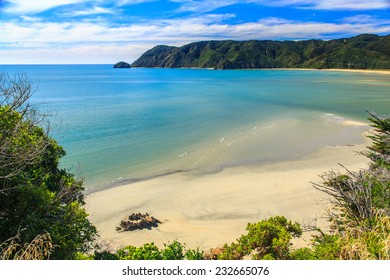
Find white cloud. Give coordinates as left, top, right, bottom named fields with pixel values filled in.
left=0, top=43, right=153, bottom=64
left=4, top=0, right=86, bottom=14
left=4, top=0, right=390, bottom=17
left=157, top=13, right=236, bottom=25
left=65, top=6, right=116, bottom=17
left=1, top=15, right=390, bottom=45
left=172, top=0, right=238, bottom=13
left=172, top=0, right=390, bottom=12
left=116, top=0, right=157, bottom=5
left=311, top=0, right=390, bottom=10
left=251, top=0, right=390, bottom=10
left=342, top=14, right=380, bottom=24
left=20, top=15, right=42, bottom=22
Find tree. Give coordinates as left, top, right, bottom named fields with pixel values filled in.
left=0, top=72, right=97, bottom=259
left=0, top=73, right=50, bottom=180
left=366, top=112, right=390, bottom=169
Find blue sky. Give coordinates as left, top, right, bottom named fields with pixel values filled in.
left=1, top=0, right=390, bottom=64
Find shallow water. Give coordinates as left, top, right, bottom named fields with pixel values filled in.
left=1, top=66, right=389, bottom=192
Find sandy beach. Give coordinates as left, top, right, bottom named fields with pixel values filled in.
left=323, top=69, right=390, bottom=75
left=264, top=68, right=390, bottom=75
left=85, top=122, right=371, bottom=251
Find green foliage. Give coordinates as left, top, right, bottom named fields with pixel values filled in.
left=310, top=234, right=342, bottom=260
left=184, top=248, right=205, bottom=260
left=0, top=74, right=97, bottom=259
left=93, top=241, right=205, bottom=260
left=132, top=34, right=390, bottom=69
left=73, top=252, right=94, bottom=260
left=219, top=242, right=242, bottom=260
left=94, top=251, right=119, bottom=260
left=49, top=201, right=97, bottom=259
left=116, top=245, right=137, bottom=260
left=289, top=247, right=316, bottom=260
left=126, top=243, right=162, bottom=260
left=366, top=112, right=390, bottom=169
left=114, top=243, right=162, bottom=260
left=289, top=233, right=343, bottom=260
left=219, top=216, right=302, bottom=260
left=161, top=240, right=185, bottom=260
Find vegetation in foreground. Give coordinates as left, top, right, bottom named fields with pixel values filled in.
left=0, top=73, right=389, bottom=259
left=0, top=73, right=97, bottom=260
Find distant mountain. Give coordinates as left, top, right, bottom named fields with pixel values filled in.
left=131, top=34, right=390, bottom=69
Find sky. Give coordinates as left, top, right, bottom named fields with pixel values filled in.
left=1, top=0, right=390, bottom=64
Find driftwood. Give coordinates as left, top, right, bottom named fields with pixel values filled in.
left=116, top=213, right=161, bottom=232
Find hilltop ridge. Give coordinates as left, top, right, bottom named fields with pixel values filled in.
left=131, top=34, right=390, bottom=69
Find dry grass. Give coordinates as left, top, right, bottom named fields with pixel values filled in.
left=339, top=210, right=390, bottom=260
left=0, top=232, right=53, bottom=260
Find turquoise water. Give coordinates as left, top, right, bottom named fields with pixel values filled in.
left=1, top=65, right=389, bottom=192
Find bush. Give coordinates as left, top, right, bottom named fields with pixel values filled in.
left=162, top=240, right=185, bottom=260
left=219, top=216, right=302, bottom=260
left=184, top=248, right=205, bottom=260
left=94, top=241, right=204, bottom=260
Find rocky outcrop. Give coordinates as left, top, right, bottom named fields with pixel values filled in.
left=113, top=61, right=131, bottom=68
left=116, top=213, right=161, bottom=231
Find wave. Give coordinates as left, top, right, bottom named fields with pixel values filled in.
left=84, top=169, right=188, bottom=195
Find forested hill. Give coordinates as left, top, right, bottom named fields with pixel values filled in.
left=131, top=34, right=390, bottom=69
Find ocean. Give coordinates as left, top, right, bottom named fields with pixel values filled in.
left=1, top=65, right=389, bottom=192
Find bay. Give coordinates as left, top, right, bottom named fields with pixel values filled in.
left=1, top=65, right=389, bottom=192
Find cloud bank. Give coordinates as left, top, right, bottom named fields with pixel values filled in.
left=1, top=0, right=389, bottom=63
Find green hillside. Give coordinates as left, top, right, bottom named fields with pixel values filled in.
left=131, top=34, right=390, bottom=69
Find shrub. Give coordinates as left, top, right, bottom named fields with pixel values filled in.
left=219, top=216, right=302, bottom=260
left=162, top=240, right=185, bottom=260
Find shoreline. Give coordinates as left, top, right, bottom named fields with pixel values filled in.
left=132, top=67, right=390, bottom=75
left=84, top=113, right=369, bottom=195
left=321, top=68, right=390, bottom=75
left=260, top=68, right=390, bottom=75
left=85, top=125, right=371, bottom=251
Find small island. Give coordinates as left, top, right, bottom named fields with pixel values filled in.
left=113, top=61, right=131, bottom=68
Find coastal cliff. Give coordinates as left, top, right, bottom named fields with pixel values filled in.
left=131, top=34, right=390, bottom=69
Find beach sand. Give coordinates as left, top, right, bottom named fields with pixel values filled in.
left=270, top=68, right=390, bottom=75
left=323, top=69, right=390, bottom=75
left=85, top=125, right=371, bottom=252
